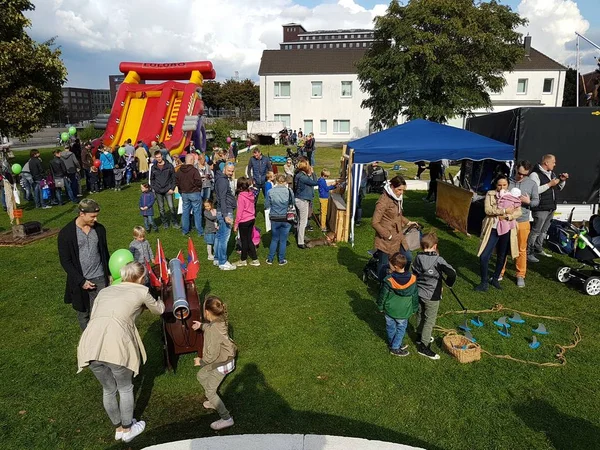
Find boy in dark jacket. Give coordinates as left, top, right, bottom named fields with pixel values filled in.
left=412, top=232, right=456, bottom=360
left=377, top=252, right=419, bottom=357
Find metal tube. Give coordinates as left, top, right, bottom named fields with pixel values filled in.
left=169, top=259, right=190, bottom=320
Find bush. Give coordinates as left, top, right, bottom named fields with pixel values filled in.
left=78, top=124, right=103, bottom=142
left=209, top=118, right=245, bottom=149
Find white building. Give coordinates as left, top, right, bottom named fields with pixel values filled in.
left=258, top=27, right=567, bottom=141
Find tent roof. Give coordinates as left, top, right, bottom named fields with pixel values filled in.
left=348, top=119, right=514, bottom=164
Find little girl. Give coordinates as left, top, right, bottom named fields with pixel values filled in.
left=264, top=171, right=275, bottom=232
left=233, top=177, right=259, bottom=266
left=140, top=183, right=158, bottom=232
left=129, top=226, right=154, bottom=264
left=203, top=199, right=217, bottom=261
left=496, top=187, right=522, bottom=235
left=191, top=295, right=236, bottom=431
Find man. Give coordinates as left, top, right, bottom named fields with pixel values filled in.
left=500, top=161, right=539, bottom=288
left=81, top=142, right=94, bottom=193
left=247, top=147, right=272, bottom=204
left=28, top=149, right=51, bottom=209
left=213, top=162, right=237, bottom=270
left=49, top=149, right=72, bottom=205
left=61, top=145, right=81, bottom=198
left=150, top=150, right=179, bottom=229
left=57, top=199, right=110, bottom=330
left=124, top=138, right=135, bottom=157
left=528, top=154, right=568, bottom=262
left=176, top=154, right=204, bottom=236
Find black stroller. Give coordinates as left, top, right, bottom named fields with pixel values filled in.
left=549, top=215, right=600, bottom=295
left=366, top=167, right=387, bottom=194
left=286, top=147, right=299, bottom=167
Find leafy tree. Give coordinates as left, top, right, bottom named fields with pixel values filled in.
left=357, top=0, right=526, bottom=128
left=562, top=67, right=577, bottom=107
left=219, top=79, right=259, bottom=118
left=201, top=80, right=222, bottom=112
left=0, top=1, right=68, bottom=140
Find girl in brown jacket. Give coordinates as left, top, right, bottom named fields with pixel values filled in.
left=372, top=175, right=418, bottom=280
left=192, top=295, right=237, bottom=431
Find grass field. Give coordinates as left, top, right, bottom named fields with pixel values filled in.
left=0, top=146, right=598, bottom=449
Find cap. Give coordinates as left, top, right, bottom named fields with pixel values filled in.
left=78, top=199, right=100, bottom=213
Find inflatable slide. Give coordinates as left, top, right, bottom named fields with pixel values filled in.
left=94, top=61, right=215, bottom=157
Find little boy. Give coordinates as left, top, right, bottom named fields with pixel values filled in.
left=317, top=169, right=337, bottom=232
left=412, top=232, right=456, bottom=360
left=113, top=164, right=125, bottom=191
left=129, top=226, right=154, bottom=264
left=377, top=252, right=419, bottom=357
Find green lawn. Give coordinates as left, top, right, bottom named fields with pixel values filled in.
left=0, top=147, right=597, bottom=449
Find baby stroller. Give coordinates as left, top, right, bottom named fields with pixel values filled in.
left=366, top=167, right=387, bottom=194
left=286, top=147, right=299, bottom=167
left=549, top=215, right=600, bottom=295
left=362, top=249, right=384, bottom=285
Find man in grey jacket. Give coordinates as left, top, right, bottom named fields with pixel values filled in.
left=500, top=160, right=539, bottom=288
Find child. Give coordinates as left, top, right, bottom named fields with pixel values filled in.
left=317, top=169, right=337, bottom=232
left=412, top=232, right=456, bottom=360
left=129, top=226, right=154, bottom=264
left=113, top=164, right=124, bottom=191
left=203, top=199, right=217, bottom=261
left=233, top=177, right=259, bottom=266
left=264, top=171, right=275, bottom=232
left=377, top=253, right=419, bottom=357
left=496, top=187, right=522, bottom=235
left=89, top=165, right=100, bottom=193
left=139, top=183, right=158, bottom=232
left=191, top=295, right=236, bottom=431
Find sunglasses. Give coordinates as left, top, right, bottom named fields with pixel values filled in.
left=516, top=171, right=528, bottom=176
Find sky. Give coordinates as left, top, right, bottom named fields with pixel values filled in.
left=25, top=0, right=600, bottom=89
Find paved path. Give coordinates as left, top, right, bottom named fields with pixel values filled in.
left=143, top=434, right=423, bottom=450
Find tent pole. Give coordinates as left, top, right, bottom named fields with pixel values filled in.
left=576, top=34, right=580, bottom=107
left=345, top=149, right=354, bottom=243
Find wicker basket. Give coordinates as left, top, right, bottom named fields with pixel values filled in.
left=443, top=333, right=481, bottom=363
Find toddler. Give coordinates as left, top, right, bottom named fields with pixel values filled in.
left=129, top=226, right=154, bottom=264
left=412, top=232, right=456, bottom=360
left=264, top=171, right=275, bottom=232
left=203, top=199, right=218, bottom=261
left=317, top=169, right=337, bottom=232
left=377, top=252, right=419, bottom=357
left=113, top=164, right=124, bottom=191
left=191, top=295, right=236, bottom=431
left=139, top=183, right=158, bottom=232
left=89, top=166, right=99, bottom=193
left=496, top=187, right=522, bottom=235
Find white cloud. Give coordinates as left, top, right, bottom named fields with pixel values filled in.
left=518, top=0, right=598, bottom=71
left=26, top=0, right=387, bottom=86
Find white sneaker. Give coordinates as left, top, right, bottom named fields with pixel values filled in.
left=213, top=260, right=219, bottom=266
left=122, top=420, right=146, bottom=443
left=203, top=400, right=215, bottom=410
left=234, top=260, right=247, bottom=267
left=250, top=260, right=260, bottom=266
left=208, top=255, right=214, bottom=261
left=115, top=419, right=136, bottom=440
left=219, top=262, right=237, bottom=271
left=210, top=417, right=234, bottom=430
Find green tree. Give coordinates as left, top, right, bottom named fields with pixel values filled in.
left=0, top=0, right=67, bottom=140
left=218, top=79, right=259, bottom=118
left=201, top=80, right=222, bottom=112
left=357, top=0, right=526, bottom=128
left=562, top=67, right=577, bottom=107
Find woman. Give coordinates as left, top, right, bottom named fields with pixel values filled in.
left=265, top=174, right=294, bottom=264
left=77, top=262, right=165, bottom=443
left=197, top=154, right=213, bottom=200
left=372, top=175, right=418, bottom=280
left=475, top=175, right=521, bottom=292
left=99, top=145, right=115, bottom=189
left=294, top=160, right=319, bottom=249
left=135, top=144, right=149, bottom=180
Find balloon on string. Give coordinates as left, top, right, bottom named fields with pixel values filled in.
left=93, top=159, right=101, bottom=168
left=226, top=137, right=232, bottom=144
left=108, top=249, right=134, bottom=280
left=61, top=132, right=70, bottom=142
left=11, top=164, right=22, bottom=175
left=118, top=147, right=126, bottom=156
left=68, top=126, right=77, bottom=136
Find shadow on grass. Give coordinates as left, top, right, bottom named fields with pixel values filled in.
left=514, top=398, right=599, bottom=450
left=134, top=320, right=164, bottom=419
left=347, top=290, right=386, bottom=343
left=116, top=363, right=441, bottom=450
left=337, top=245, right=368, bottom=280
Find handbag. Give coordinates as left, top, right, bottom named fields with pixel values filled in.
left=286, top=189, right=297, bottom=224
left=54, top=177, right=65, bottom=188
left=403, top=224, right=422, bottom=251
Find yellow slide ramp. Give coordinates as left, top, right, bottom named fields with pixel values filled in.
left=118, top=97, right=148, bottom=145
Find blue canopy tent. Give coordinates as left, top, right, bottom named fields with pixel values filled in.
left=345, top=119, right=515, bottom=244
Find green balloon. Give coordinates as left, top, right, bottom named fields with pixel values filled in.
left=11, top=164, right=22, bottom=175
left=118, top=147, right=126, bottom=156
left=69, top=126, right=77, bottom=136
left=61, top=132, right=69, bottom=142
left=112, top=278, right=122, bottom=285
left=108, top=249, right=134, bottom=280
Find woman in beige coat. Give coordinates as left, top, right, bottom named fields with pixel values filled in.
left=77, top=262, right=165, bottom=443
left=372, top=175, right=418, bottom=280
left=475, top=174, right=522, bottom=292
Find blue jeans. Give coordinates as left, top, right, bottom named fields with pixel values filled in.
left=144, top=215, right=157, bottom=231
left=33, top=181, right=47, bottom=208
left=67, top=173, right=79, bottom=199
left=479, top=228, right=510, bottom=282
left=268, top=220, right=292, bottom=262
left=385, top=315, right=408, bottom=350
left=181, top=192, right=203, bottom=235
left=377, top=247, right=413, bottom=281
left=215, top=212, right=233, bottom=265
left=202, top=187, right=211, bottom=201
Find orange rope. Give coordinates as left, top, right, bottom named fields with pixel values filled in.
left=433, top=304, right=582, bottom=367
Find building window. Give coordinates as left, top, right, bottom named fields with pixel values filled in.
left=333, top=120, right=350, bottom=134
left=357, top=34, right=361, bottom=38
left=517, top=78, right=528, bottom=94
left=329, top=43, right=334, bottom=48
left=320, top=120, right=327, bottom=134
left=70, top=92, right=76, bottom=97
left=311, top=81, right=322, bottom=98
left=349, top=43, right=353, bottom=48
left=336, top=43, right=340, bottom=48
left=341, top=81, right=353, bottom=97
left=363, top=42, right=367, bottom=47
left=304, top=120, right=313, bottom=134
left=342, top=43, right=347, bottom=48
left=309, top=44, right=313, bottom=49
left=344, top=34, right=348, bottom=39
left=274, top=81, right=291, bottom=98
left=300, top=36, right=304, bottom=41
left=316, top=44, right=320, bottom=49
left=303, top=44, right=307, bottom=49
left=274, top=114, right=291, bottom=128
left=543, top=78, right=554, bottom=94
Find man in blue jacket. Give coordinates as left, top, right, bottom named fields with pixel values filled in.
left=247, top=148, right=272, bottom=204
